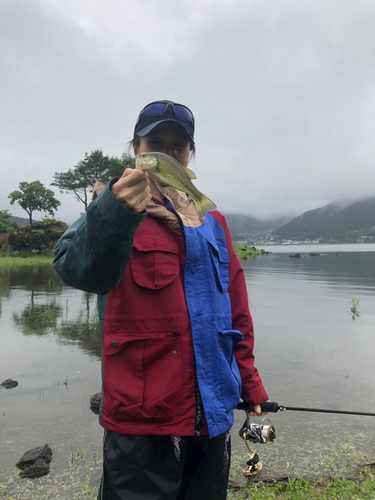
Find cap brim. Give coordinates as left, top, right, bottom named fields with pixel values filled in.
left=135, top=119, right=194, bottom=143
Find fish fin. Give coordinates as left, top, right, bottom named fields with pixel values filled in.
left=194, top=195, right=217, bottom=219
left=185, top=167, right=197, bottom=180
left=176, top=189, right=188, bottom=199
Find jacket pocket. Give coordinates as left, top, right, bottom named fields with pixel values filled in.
left=206, top=238, right=230, bottom=293
left=131, top=235, right=179, bottom=289
left=103, top=332, right=183, bottom=423
left=218, top=329, right=243, bottom=410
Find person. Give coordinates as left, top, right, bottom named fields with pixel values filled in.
left=53, top=100, right=269, bottom=500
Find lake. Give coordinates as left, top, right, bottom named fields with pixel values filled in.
left=1, top=244, right=374, bottom=497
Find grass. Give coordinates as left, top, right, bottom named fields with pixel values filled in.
left=227, top=468, right=375, bottom=499
left=233, top=243, right=265, bottom=260
left=0, top=255, right=54, bottom=267
left=349, top=298, right=361, bottom=320
left=0, top=449, right=101, bottom=500
left=0, top=445, right=374, bottom=499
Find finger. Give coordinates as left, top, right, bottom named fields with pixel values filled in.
left=122, top=182, right=152, bottom=212
left=129, top=191, right=152, bottom=213
left=121, top=168, right=148, bottom=181
left=117, top=171, right=149, bottom=193
left=253, top=405, right=262, bottom=416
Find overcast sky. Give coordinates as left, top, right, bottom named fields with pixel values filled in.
left=1, top=0, right=375, bottom=224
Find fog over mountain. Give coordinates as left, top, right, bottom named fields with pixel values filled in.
left=273, top=196, right=375, bottom=241
left=1, top=0, right=375, bottom=225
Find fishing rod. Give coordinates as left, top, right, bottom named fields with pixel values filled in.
left=234, top=401, right=375, bottom=480
left=236, top=401, right=375, bottom=417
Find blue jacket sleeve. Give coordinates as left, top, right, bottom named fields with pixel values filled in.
left=53, top=179, right=147, bottom=294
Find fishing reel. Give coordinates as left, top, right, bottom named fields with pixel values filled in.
left=239, top=416, right=276, bottom=444
left=238, top=412, right=276, bottom=480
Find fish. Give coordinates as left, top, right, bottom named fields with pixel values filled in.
left=135, top=152, right=217, bottom=219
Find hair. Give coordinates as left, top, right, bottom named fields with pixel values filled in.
left=127, top=135, right=196, bottom=160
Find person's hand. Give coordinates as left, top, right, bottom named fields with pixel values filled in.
left=111, top=168, right=151, bottom=213
left=249, top=399, right=271, bottom=417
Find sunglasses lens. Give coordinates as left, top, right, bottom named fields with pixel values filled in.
left=143, top=103, right=168, bottom=117
left=174, top=105, right=193, bottom=122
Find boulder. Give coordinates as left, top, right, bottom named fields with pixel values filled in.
left=16, top=443, right=52, bottom=470
left=19, top=459, right=50, bottom=479
left=289, top=253, right=301, bottom=258
left=0, top=379, right=18, bottom=389
left=90, top=392, right=102, bottom=414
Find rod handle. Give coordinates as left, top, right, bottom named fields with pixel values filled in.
left=236, top=401, right=279, bottom=413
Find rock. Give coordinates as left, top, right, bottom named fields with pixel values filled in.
left=16, top=443, right=52, bottom=470
left=90, top=392, right=102, bottom=414
left=0, top=379, right=18, bottom=389
left=289, top=253, right=301, bottom=258
left=242, top=256, right=247, bottom=260
left=19, top=459, right=50, bottom=479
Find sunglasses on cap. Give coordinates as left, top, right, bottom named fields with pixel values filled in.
left=139, top=101, right=194, bottom=124
left=134, top=100, right=195, bottom=142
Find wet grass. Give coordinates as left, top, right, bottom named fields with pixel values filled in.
left=349, top=298, right=361, bottom=320
left=233, top=244, right=264, bottom=259
left=0, top=449, right=101, bottom=500
left=227, top=468, right=375, bottom=499
left=0, top=256, right=54, bottom=267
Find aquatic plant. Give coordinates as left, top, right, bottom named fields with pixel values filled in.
left=349, top=298, right=361, bottom=320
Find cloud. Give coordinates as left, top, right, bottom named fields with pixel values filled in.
left=1, top=0, right=374, bottom=223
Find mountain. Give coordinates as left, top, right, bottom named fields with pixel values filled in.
left=9, top=216, right=35, bottom=227
left=273, top=197, right=375, bottom=241
left=224, top=213, right=292, bottom=240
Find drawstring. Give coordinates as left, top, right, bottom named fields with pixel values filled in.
left=171, top=436, right=183, bottom=462
left=222, top=430, right=231, bottom=473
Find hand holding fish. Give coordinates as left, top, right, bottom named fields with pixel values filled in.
left=135, top=152, right=216, bottom=219
left=111, top=168, right=152, bottom=214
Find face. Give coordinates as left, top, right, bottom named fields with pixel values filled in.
left=134, top=122, right=192, bottom=168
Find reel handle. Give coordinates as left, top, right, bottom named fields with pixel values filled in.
left=236, top=401, right=279, bottom=413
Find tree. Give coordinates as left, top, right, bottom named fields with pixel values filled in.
left=0, top=210, right=19, bottom=234
left=105, top=153, right=135, bottom=179
left=51, top=150, right=134, bottom=211
left=8, top=181, right=61, bottom=225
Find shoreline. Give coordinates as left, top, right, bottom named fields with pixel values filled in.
left=0, top=255, right=54, bottom=267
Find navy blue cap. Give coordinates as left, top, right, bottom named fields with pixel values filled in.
left=134, top=100, right=195, bottom=143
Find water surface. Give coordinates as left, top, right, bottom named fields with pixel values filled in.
left=231, top=248, right=375, bottom=481
left=0, top=247, right=374, bottom=495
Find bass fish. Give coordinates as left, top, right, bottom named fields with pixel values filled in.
left=135, top=152, right=217, bottom=219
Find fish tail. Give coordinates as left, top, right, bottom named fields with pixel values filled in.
left=195, top=195, right=217, bottom=219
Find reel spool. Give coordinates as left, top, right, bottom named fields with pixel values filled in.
left=239, top=417, right=276, bottom=444
left=239, top=414, right=276, bottom=480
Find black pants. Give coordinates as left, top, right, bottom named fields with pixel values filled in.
left=98, top=431, right=231, bottom=500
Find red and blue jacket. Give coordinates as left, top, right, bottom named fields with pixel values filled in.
left=53, top=180, right=268, bottom=438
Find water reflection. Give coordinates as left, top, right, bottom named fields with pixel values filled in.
left=1, top=264, right=102, bottom=359
left=0, top=264, right=63, bottom=292
left=54, top=314, right=101, bottom=358
left=13, top=302, right=63, bottom=335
